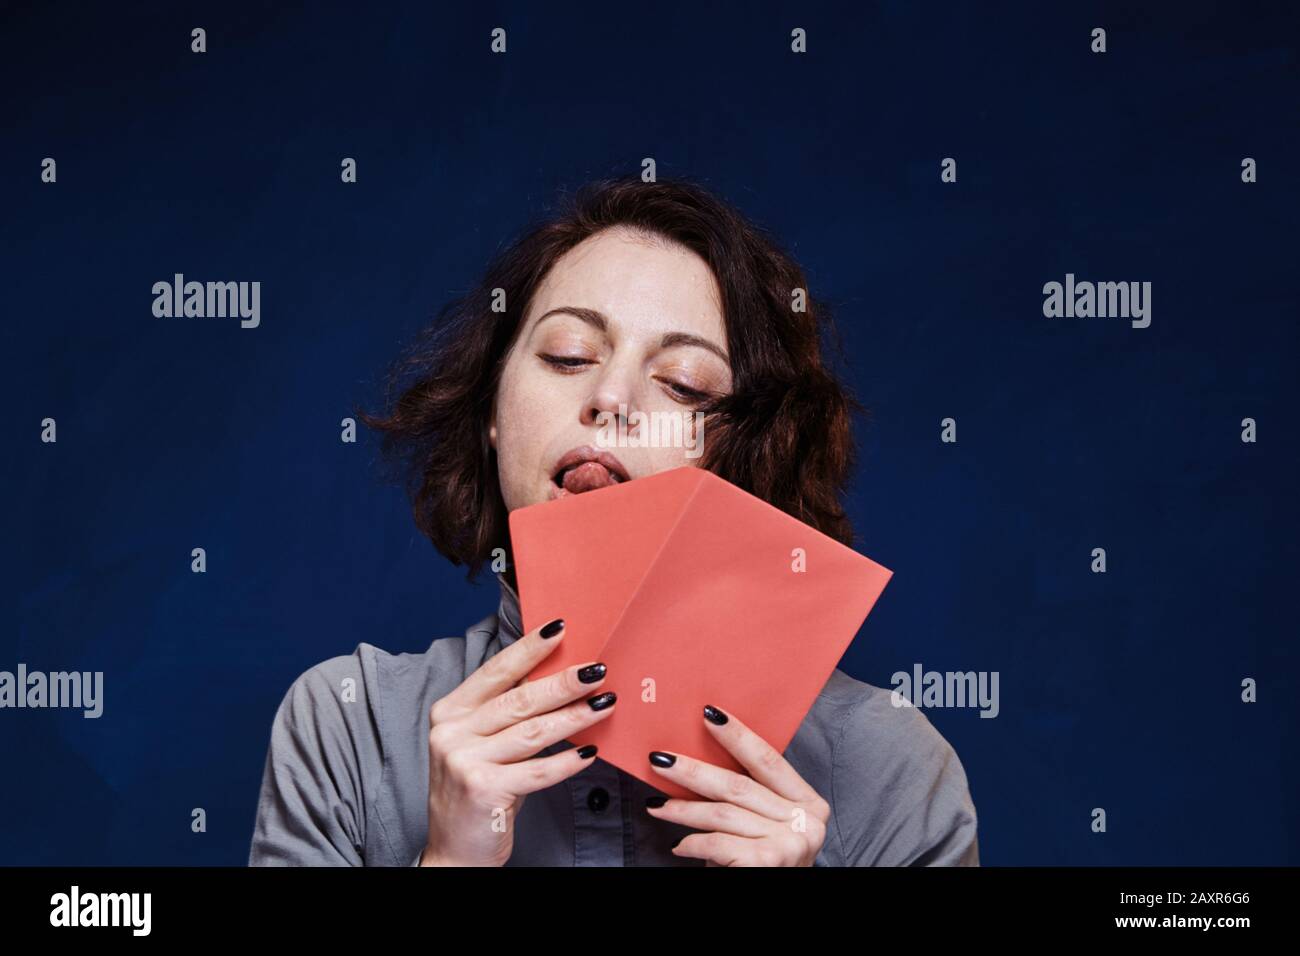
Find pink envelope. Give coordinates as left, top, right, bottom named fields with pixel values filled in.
left=508, top=466, right=893, bottom=799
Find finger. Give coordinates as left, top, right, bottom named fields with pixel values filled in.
left=645, top=797, right=778, bottom=839
left=435, top=617, right=567, bottom=717
left=672, top=831, right=770, bottom=867
left=647, top=750, right=791, bottom=822
left=700, top=704, right=823, bottom=806
left=468, top=658, right=609, bottom=737
left=496, top=739, right=605, bottom=796
left=476, top=690, right=617, bottom=763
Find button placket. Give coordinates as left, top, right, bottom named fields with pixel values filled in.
left=566, top=756, right=623, bottom=866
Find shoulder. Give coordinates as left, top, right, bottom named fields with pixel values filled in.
left=265, top=647, right=385, bottom=772
left=264, top=615, right=497, bottom=782
left=275, top=643, right=383, bottom=714
left=271, top=631, right=475, bottom=737
left=814, top=668, right=980, bottom=866
left=249, top=628, right=489, bottom=866
left=249, top=648, right=390, bottom=865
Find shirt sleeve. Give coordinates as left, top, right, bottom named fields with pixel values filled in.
left=248, top=654, right=382, bottom=866
left=831, top=687, right=980, bottom=866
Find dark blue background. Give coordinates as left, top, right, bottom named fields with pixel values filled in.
left=2, top=0, right=1297, bottom=865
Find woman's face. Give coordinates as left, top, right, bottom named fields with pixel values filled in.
left=490, top=226, right=733, bottom=512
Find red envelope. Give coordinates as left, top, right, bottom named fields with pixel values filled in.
left=508, top=466, right=892, bottom=799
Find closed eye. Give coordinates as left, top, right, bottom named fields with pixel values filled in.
left=540, top=354, right=593, bottom=370
left=659, top=378, right=711, bottom=403
left=542, top=353, right=710, bottom=403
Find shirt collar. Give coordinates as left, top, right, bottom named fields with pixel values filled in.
left=494, top=569, right=525, bottom=649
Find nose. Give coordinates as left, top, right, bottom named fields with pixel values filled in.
left=580, top=360, right=642, bottom=434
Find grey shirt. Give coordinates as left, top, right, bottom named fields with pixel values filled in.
left=248, top=572, right=980, bottom=866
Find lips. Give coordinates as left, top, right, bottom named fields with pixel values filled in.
left=550, top=445, right=630, bottom=499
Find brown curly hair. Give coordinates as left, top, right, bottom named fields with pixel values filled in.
left=355, top=174, right=865, bottom=580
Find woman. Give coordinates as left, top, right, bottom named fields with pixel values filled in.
left=248, top=175, right=979, bottom=866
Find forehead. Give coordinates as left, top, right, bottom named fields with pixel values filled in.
left=526, top=227, right=725, bottom=339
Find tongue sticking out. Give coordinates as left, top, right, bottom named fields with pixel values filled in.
left=561, top=461, right=616, bottom=494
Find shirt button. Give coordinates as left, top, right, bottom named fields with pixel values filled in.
left=586, top=787, right=610, bottom=812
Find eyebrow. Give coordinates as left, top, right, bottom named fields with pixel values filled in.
left=533, top=307, right=730, bottom=364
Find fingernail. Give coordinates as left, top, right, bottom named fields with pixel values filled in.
left=587, top=691, right=617, bottom=711
left=649, top=751, right=676, bottom=768
left=540, top=618, right=565, bottom=638
left=703, top=705, right=728, bottom=725
left=577, top=662, right=606, bottom=683
left=577, top=744, right=598, bottom=759
left=645, top=796, right=667, bottom=808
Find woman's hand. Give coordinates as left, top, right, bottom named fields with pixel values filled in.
left=645, top=704, right=830, bottom=867
left=420, top=617, right=616, bottom=866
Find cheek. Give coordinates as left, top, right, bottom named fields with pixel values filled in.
left=637, top=411, right=708, bottom=473
left=493, top=365, right=566, bottom=494
left=497, top=365, right=563, bottom=442
left=643, top=444, right=695, bottom=472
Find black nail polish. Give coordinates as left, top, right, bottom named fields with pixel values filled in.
left=645, top=795, right=667, bottom=808
left=540, top=618, right=565, bottom=638
left=649, top=751, right=676, bottom=768
left=587, top=691, right=616, bottom=710
left=577, top=662, right=606, bottom=683
left=703, top=705, right=728, bottom=725
left=577, top=744, right=598, bottom=759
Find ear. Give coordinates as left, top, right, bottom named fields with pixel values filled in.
left=488, top=402, right=498, bottom=449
